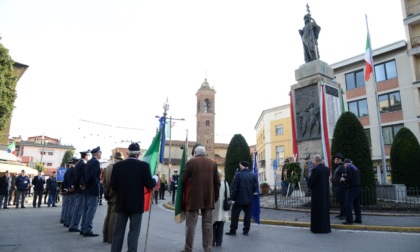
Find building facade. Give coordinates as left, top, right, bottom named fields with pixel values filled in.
left=331, top=40, right=420, bottom=181
left=255, top=104, right=293, bottom=186
left=196, top=78, right=216, bottom=159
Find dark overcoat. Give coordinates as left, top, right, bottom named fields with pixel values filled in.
left=110, top=158, right=156, bottom=213
left=181, top=156, right=220, bottom=211
left=308, top=163, right=331, bottom=233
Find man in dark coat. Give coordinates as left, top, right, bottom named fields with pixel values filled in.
left=32, top=170, right=45, bottom=208
left=47, top=171, right=58, bottom=207
left=181, top=145, right=220, bottom=252
left=15, top=170, right=30, bottom=208
left=332, top=153, right=346, bottom=219
left=226, top=160, right=258, bottom=236
left=81, top=146, right=102, bottom=237
left=341, top=159, right=362, bottom=225
left=307, top=155, right=331, bottom=233
left=170, top=170, right=179, bottom=204
left=8, top=172, right=17, bottom=206
left=0, top=170, right=11, bottom=209
left=69, top=149, right=89, bottom=232
left=110, top=143, right=156, bottom=252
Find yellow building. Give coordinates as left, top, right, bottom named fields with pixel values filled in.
left=255, top=104, right=292, bottom=186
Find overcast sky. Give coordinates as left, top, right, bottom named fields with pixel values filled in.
left=0, top=0, right=405, bottom=157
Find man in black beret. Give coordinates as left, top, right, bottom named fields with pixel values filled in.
left=226, top=160, right=257, bottom=236
left=81, top=147, right=102, bottom=237
left=332, top=153, right=346, bottom=219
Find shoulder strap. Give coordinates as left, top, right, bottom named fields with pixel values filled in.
left=224, top=180, right=228, bottom=199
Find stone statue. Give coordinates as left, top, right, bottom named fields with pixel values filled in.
left=298, top=5, right=321, bottom=63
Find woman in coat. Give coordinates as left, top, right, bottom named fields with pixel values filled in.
left=212, top=170, right=230, bottom=247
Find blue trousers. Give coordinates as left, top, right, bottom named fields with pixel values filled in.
left=81, top=195, right=98, bottom=234
left=345, top=187, right=362, bottom=223
left=69, top=193, right=84, bottom=230
left=0, top=193, right=9, bottom=208
left=48, top=191, right=57, bottom=206
left=65, top=194, right=75, bottom=225
left=111, top=212, right=143, bottom=252
left=60, top=195, right=68, bottom=223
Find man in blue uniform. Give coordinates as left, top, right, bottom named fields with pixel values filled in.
left=69, top=150, right=90, bottom=233
left=81, top=146, right=102, bottom=237
left=15, top=170, right=30, bottom=208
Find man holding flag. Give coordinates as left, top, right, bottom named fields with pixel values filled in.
left=110, top=143, right=157, bottom=252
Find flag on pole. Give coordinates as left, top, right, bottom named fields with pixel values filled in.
left=158, top=116, right=166, bottom=163
left=364, top=15, right=373, bottom=81
left=142, top=128, right=162, bottom=211
left=7, top=142, right=16, bottom=155
left=143, top=129, right=162, bottom=176
left=174, top=136, right=189, bottom=223
left=251, top=151, right=260, bottom=224
left=289, top=91, right=298, bottom=160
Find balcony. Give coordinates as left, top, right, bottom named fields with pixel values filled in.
left=405, top=1, right=420, bottom=25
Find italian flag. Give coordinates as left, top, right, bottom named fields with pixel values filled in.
left=364, top=30, right=373, bottom=81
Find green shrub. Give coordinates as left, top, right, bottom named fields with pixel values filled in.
left=224, top=134, right=252, bottom=185
left=390, top=127, right=420, bottom=190
left=330, top=112, right=376, bottom=204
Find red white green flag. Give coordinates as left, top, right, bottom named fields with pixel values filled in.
left=364, top=17, right=373, bottom=81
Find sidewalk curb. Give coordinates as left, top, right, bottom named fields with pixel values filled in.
left=163, top=202, right=420, bottom=233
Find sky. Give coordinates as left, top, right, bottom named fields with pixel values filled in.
left=0, top=0, right=405, bottom=158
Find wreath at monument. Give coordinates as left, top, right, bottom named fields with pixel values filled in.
left=286, top=162, right=302, bottom=185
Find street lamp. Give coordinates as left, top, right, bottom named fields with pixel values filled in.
left=156, top=98, right=185, bottom=182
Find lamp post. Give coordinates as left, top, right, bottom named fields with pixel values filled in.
left=156, top=99, right=185, bottom=183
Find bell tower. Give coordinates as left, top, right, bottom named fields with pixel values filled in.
left=196, top=78, right=216, bottom=159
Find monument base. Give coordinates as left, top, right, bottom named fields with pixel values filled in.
left=377, top=184, right=407, bottom=202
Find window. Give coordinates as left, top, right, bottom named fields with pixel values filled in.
left=47, top=163, right=53, bottom=167
left=348, top=99, right=368, bottom=117
left=364, top=129, right=371, bottom=147
left=276, top=146, right=284, bottom=165
left=275, top=125, right=284, bottom=135
left=382, top=124, right=403, bottom=145
left=378, top=91, right=401, bottom=113
left=205, top=120, right=210, bottom=126
left=345, top=70, right=365, bottom=90
left=375, top=60, right=397, bottom=82
left=48, top=152, right=53, bottom=156
left=40, top=151, right=46, bottom=155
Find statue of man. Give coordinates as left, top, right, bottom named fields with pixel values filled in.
left=299, top=13, right=321, bottom=63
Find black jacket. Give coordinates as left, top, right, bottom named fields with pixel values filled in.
left=110, top=157, right=156, bottom=213
left=32, top=175, right=45, bottom=191
left=0, top=175, right=10, bottom=195
left=345, top=164, right=361, bottom=188
left=230, top=168, right=258, bottom=205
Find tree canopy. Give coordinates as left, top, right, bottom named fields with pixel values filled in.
left=0, top=43, right=17, bottom=132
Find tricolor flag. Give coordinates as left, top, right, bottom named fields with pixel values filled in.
left=289, top=91, right=298, bottom=160
left=7, top=142, right=16, bottom=155
left=158, top=116, right=166, bottom=163
left=319, top=84, right=331, bottom=167
left=364, top=15, right=373, bottom=81
left=174, top=137, right=188, bottom=223
left=251, top=151, right=260, bottom=224
left=142, top=128, right=162, bottom=212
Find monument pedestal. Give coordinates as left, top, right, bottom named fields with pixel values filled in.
left=291, top=60, right=340, bottom=165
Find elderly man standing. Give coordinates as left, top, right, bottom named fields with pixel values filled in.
left=15, top=170, right=30, bottom=208
left=102, top=151, right=124, bottom=244
left=181, top=145, right=220, bottom=252
left=307, top=155, right=331, bottom=233
left=110, top=143, right=156, bottom=252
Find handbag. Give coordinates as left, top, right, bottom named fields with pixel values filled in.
left=222, top=181, right=232, bottom=211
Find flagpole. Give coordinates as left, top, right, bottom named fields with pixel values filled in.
left=366, top=15, right=388, bottom=184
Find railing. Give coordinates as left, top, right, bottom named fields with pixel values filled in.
left=260, top=187, right=420, bottom=213
left=407, top=1, right=420, bottom=17
left=410, top=36, right=420, bottom=48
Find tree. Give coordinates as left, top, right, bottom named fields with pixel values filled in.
left=34, top=162, right=45, bottom=172
left=330, top=111, right=376, bottom=204
left=224, top=134, right=252, bottom=185
left=0, top=43, right=17, bottom=132
left=390, top=127, right=420, bottom=190
left=61, top=150, right=75, bottom=167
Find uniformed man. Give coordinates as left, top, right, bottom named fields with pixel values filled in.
left=81, top=146, right=102, bottom=237
left=171, top=170, right=179, bottom=204
left=63, top=158, right=79, bottom=227
left=69, top=149, right=90, bottom=233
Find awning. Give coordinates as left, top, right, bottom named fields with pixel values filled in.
left=0, top=162, right=38, bottom=175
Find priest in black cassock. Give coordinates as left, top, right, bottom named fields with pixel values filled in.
left=307, top=155, right=331, bottom=233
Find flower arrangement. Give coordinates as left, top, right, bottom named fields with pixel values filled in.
left=285, top=162, right=302, bottom=184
